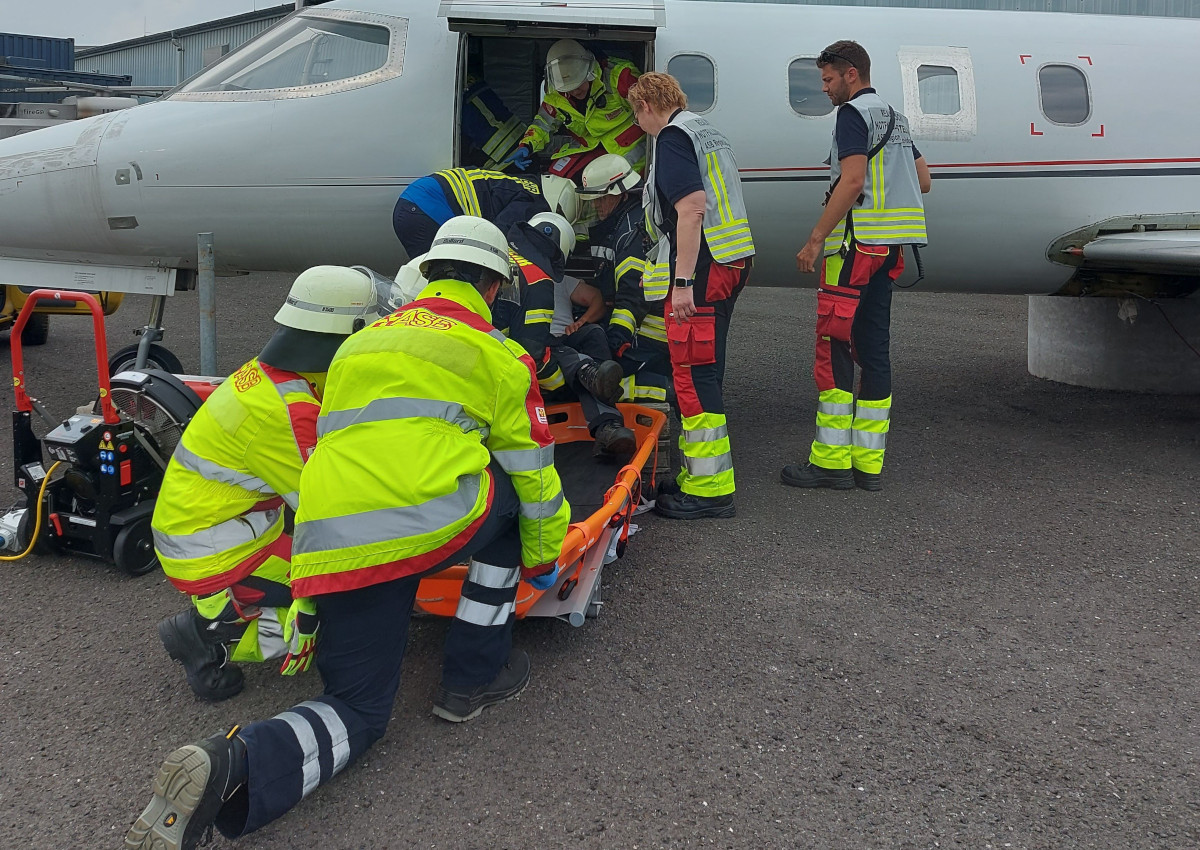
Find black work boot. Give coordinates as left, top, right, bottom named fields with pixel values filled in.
left=592, top=420, right=637, bottom=459
left=576, top=359, right=623, bottom=405
left=653, top=491, right=736, bottom=520
left=780, top=462, right=855, bottom=490
left=853, top=468, right=883, bottom=492
left=159, top=611, right=244, bottom=702
left=125, top=727, right=248, bottom=850
left=433, top=650, right=531, bottom=723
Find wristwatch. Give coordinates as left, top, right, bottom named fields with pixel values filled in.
left=674, top=276, right=693, bottom=288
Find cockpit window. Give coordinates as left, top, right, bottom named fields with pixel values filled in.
left=170, top=11, right=405, bottom=102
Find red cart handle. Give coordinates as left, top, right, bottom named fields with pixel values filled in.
left=11, top=289, right=119, bottom=425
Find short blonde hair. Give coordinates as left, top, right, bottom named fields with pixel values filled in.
left=627, top=71, right=687, bottom=114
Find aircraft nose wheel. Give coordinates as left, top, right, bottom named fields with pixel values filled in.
left=113, top=518, right=159, bottom=577
left=108, top=343, right=184, bottom=377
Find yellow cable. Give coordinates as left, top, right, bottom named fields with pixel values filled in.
left=0, top=461, right=62, bottom=561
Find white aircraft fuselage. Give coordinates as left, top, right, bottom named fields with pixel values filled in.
left=0, top=0, right=1196, bottom=296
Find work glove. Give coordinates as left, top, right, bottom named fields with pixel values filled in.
left=504, top=146, right=533, bottom=171
left=521, top=561, right=560, bottom=591
left=280, top=597, right=319, bottom=676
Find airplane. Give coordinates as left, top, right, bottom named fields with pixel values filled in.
left=0, top=0, right=1198, bottom=391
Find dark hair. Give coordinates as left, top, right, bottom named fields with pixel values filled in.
left=816, top=40, right=871, bottom=83
left=424, top=259, right=505, bottom=293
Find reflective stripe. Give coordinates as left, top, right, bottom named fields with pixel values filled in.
left=318, top=397, right=482, bottom=439
left=153, top=509, right=281, bottom=561
left=683, top=424, right=728, bottom=443
left=539, top=369, right=566, bottom=391
left=852, top=429, right=888, bottom=450
left=173, top=442, right=273, bottom=494
left=683, top=453, right=733, bottom=476
left=276, top=711, right=321, bottom=798
left=254, top=609, right=287, bottom=660
left=524, top=309, right=554, bottom=324
left=615, top=256, right=645, bottom=281
left=591, top=245, right=616, bottom=261
left=467, top=561, right=521, bottom=589
left=818, top=400, right=855, bottom=416
left=283, top=296, right=362, bottom=316
left=493, top=444, right=554, bottom=473
left=611, top=309, right=637, bottom=333
left=282, top=491, right=300, bottom=511
left=273, top=379, right=313, bottom=396
left=815, top=426, right=852, bottom=446
left=299, top=700, right=351, bottom=777
left=520, top=491, right=564, bottom=520
left=854, top=405, right=890, bottom=421
left=293, top=476, right=482, bottom=555
left=455, top=597, right=515, bottom=627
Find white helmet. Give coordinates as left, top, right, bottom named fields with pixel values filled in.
left=546, top=39, right=596, bottom=93
left=394, top=253, right=428, bottom=305
left=275, top=265, right=381, bottom=335
left=540, top=174, right=579, bottom=224
left=528, top=212, right=576, bottom=260
left=418, top=216, right=514, bottom=283
left=580, top=153, right=641, bottom=196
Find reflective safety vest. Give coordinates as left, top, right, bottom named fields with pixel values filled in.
left=290, top=279, right=571, bottom=597
left=521, top=58, right=646, bottom=168
left=824, top=91, right=927, bottom=256
left=644, top=111, right=756, bottom=300
left=463, top=80, right=525, bottom=169
left=152, top=359, right=320, bottom=596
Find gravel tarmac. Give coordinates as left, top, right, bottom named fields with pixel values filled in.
left=1, top=276, right=1197, bottom=849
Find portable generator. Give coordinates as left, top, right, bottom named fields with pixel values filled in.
left=6, top=290, right=200, bottom=574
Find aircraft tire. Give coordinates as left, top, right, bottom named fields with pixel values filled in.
left=108, top=343, right=185, bottom=377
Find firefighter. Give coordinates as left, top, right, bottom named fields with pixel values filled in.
left=786, top=40, right=931, bottom=491
left=461, top=74, right=525, bottom=171
left=126, top=216, right=570, bottom=850
left=391, top=167, right=579, bottom=262
left=504, top=39, right=645, bottom=181
left=579, top=152, right=672, bottom=406
left=629, top=72, right=755, bottom=520
left=152, top=266, right=405, bottom=701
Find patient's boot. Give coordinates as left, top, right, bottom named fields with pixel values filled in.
left=576, top=360, right=623, bottom=405
left=593, top=420, right=637, bottom=459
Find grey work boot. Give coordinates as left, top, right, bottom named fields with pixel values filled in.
left=433, top=650, right=531, bottom=723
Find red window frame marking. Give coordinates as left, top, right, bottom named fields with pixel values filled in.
left=1078, top=55, right=1093, bottom=65
left=1030, top=123, right=1043, bottom=136
left=1091, top=125, right=1105, bottom=138
left=1019, top=54, right=1032, bottom=64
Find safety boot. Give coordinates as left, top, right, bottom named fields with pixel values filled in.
left=592, top=420, right=637, bottom=459
left=653, top=491, right=736, bottom=520
left=576, top=359, right=623, bottom=405
left=159, top=610, right=245, bottom=702
left=433, top=650, right=531, bottom=723
left=125, top=726, right=247, bottom=850
left=780, top=462, right=854, bottom=490
left=853, top=468, right=883, bottom=492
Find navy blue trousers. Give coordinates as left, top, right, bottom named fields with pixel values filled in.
left=218, top=466, right=521, bottom=837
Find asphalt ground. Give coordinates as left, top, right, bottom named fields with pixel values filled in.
left=1, top=277, right=1198, bottom=849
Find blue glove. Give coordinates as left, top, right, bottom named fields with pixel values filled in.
left=505, top=146, right=533, bottom=171
left=521, top=561, right=559, bottom=591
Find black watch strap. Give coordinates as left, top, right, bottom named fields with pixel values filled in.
left=674, top=276, right=693, bottom=288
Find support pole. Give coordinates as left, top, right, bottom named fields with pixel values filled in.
left=198, top=233, right=217, bottom=376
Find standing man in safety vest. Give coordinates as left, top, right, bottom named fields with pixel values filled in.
left=786, top=40, right=931, bottom=492
left=504, top=39, right=645, bottom=181
left=126, top=217, right=570, bottom=850
left=391, top=167, right=579, bottom=263
left=152, top=266, right=405, bottom=701
left=580, top=152, right=672, bottom=406
left=629, top=72, right=755, bottom=520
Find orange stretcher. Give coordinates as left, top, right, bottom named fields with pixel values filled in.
left=415, top=402, right=666, bottom=625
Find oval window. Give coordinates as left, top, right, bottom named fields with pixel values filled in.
left=667, top=54, right=715, bottom=113
left=917, top=65, right=961, bottom=115
left=1039, top=64, right=1091, bottom=125
left=789, top=58, right=832, bottom=117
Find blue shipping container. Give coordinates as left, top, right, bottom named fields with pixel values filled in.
left=0, top=32, right=74, bottom=70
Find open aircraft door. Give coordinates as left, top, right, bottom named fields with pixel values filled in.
left=438, top=0, right=662, bottom=169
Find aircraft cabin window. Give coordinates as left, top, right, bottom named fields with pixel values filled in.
left=667, top=54, right=716, bottom=113
left=788, top=58, right=833, bottom=117
left=182, top=16, right=391, bottom=95
left=917, top=65, right=961, bottom=116
left=1039, top=64, right=1091, bottom=125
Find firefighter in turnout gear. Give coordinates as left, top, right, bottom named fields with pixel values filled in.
left=127, top=216, right=569, bottom=850
left=629, top=72, right=755, bottom=520
left=504, top=39, right=645, bottom=181
left=461, top=74, right=525, bottom=170
left=580, top=152, right=672, bottom=406
left=151, top=266, right=405, bottom=702
left=391, top=167, right=579, bottom=262
left=786, top=40, right=931, bottom=492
